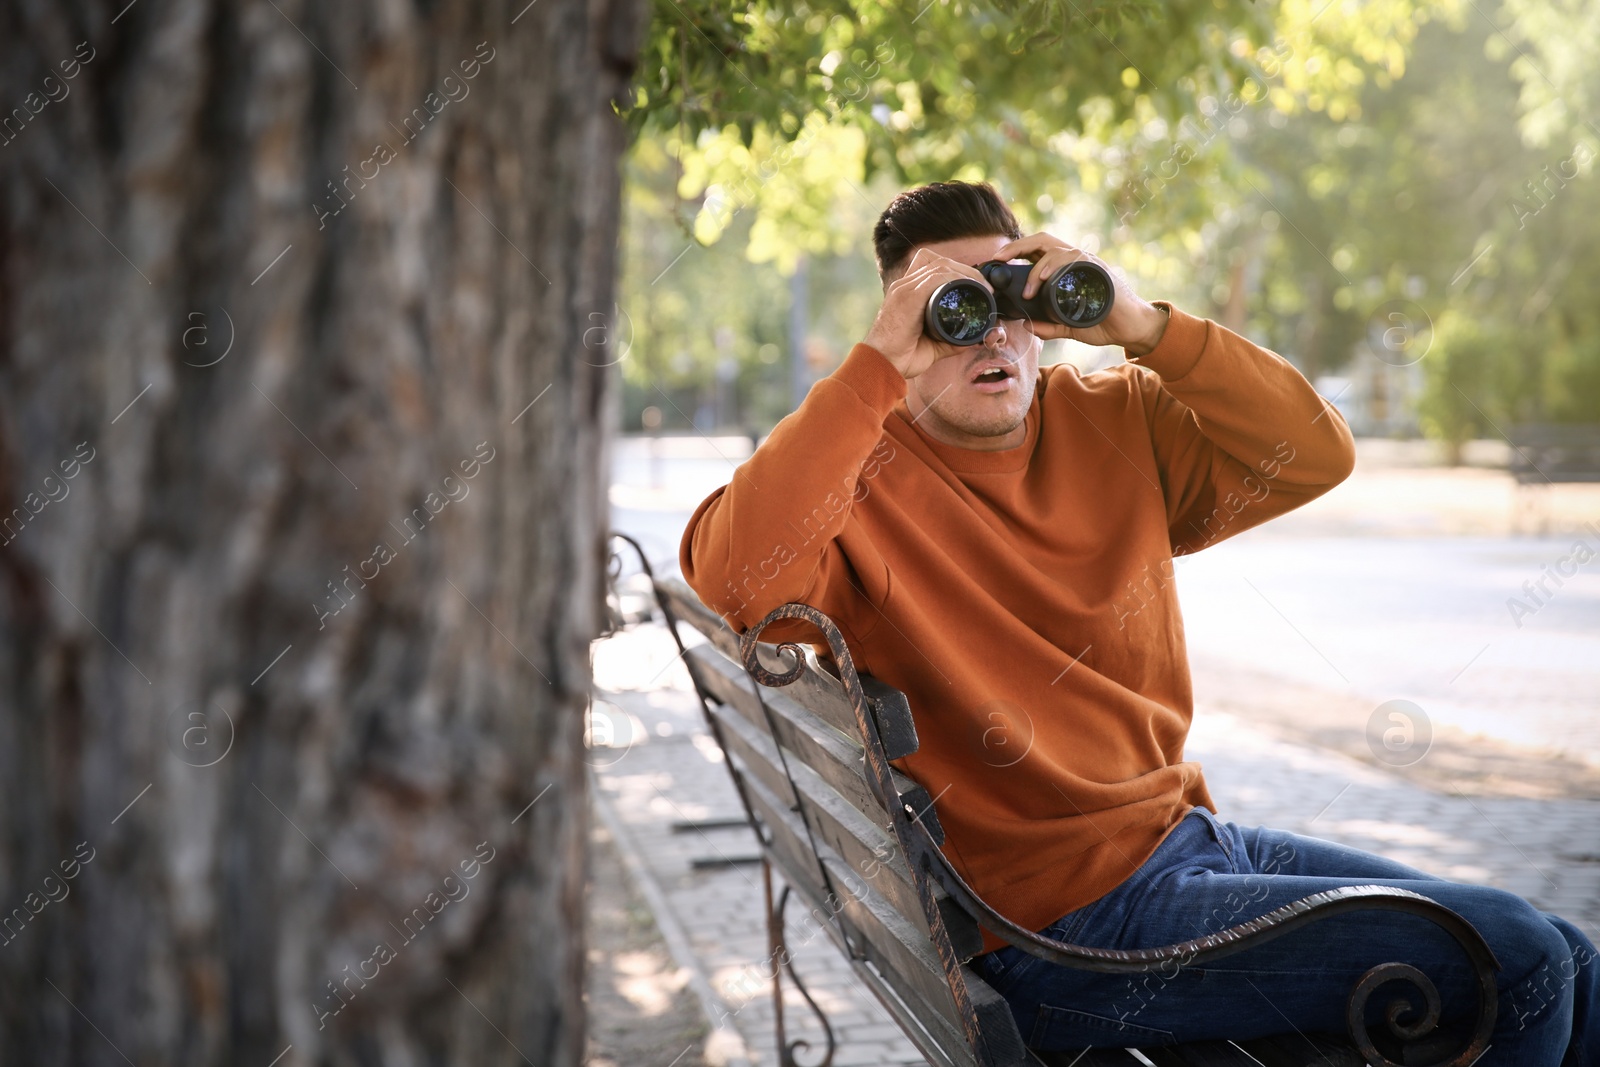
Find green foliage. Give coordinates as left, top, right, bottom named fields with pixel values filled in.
left=615, top=133, right=890, bottom=430
left=615, top=0, right=1600, bottom=444
left=1417, top=311, right=1530, bottom=451
left=1493, top=0, right=1600, bottom=148
left=1095, top=0, right=1600, bottom=441
left=619, top=0, right=1461, bottom=292
left=618, top=137, right=793, bottom=393
left=621, top=0, right=1412, bottom=258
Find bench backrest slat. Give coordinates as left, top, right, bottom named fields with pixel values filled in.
left=657, top=577, right=921, bottom=760
left=1507, top=423, right=1600, bottom=483
left=652, top=574, right=1027, bottom=1067
left=699, top=671, right=984, bottom=959
left=686, top=645, right=947, bottom=845
left=738, top=766, right=966, bottom=1032
left=738, top=756, right=1027, bottom=1067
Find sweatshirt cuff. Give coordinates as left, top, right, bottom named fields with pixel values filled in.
left=1126, top=302, right=1208, bottom=382
left=831, top=343, right=909, bottom=416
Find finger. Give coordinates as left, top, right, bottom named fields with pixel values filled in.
left=1022, top=254, right=1055, bottom=299
left=994, top=232, right=1062, bottom=262
left=993, top=233, right=1046, bottom=258
left=1024, top=247, right=1097, bottom=298
left=893, top=260, right=937, bottom=286
left=902, top=260, right=988, bottom=303
left=901, top=245, right=992, bottom=283
left=888, top=261, right=940, bottom=297
left=890, top=265, right=960, bottom=322
left=1027, top=320, right=1076, bottom=342
left=888, top=253, right=931, bottom=294
left=1023, top=252, right=1068, bottom=298
left=902, top=265, right=960, bottom=305
left=919, top=251, right=988, bottom=283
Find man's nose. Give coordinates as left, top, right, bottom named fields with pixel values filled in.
left=982, top=321, right=1008, bottom=349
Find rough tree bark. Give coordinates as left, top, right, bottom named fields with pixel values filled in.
left=0, top=0, right=643, bottom=1063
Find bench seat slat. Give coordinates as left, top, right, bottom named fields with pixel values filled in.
left=1140, top=1044, right=1255, bottom=1066
left=1062, top=1032, right=1365, bottom=1066
left=706, top=693, right=918, bottom=908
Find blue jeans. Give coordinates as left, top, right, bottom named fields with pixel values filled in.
left=973, top=808, right=1597, bottom=1065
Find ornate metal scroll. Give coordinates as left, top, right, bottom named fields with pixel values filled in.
left=766, top=860, right=838, bottom=1067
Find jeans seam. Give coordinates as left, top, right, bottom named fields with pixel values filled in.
left=1050, top=905, right=1094, bottom=947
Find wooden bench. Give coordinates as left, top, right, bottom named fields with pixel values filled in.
left=1507, top=424, right=1600, bottom=533
left=606, top=533, right=1500, bottom=1067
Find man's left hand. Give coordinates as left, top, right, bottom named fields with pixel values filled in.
left=992, top=233, right=1169, bottom=356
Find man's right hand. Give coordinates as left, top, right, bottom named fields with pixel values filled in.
left=862, top=248, right=991, bottom=380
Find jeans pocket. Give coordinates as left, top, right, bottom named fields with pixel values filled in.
left=1030, top=1002, right=1177, bottom=1050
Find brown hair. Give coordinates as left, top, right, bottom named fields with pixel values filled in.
left=872, top=180, right=1022, bottom=282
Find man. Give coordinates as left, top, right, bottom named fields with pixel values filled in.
left=678, top=180, right=1595, bottom=1064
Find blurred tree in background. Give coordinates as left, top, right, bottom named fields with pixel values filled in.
left=613, top=0, right=1600, bottom=458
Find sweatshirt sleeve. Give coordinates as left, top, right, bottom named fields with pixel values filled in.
left=1128, top=303, right=1356, bottom=555
left=678, top=342, right=907, bottom=638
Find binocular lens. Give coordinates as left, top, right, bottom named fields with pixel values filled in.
left=922, top=258, right=1114, bottom=345
left=928, top=281, right=995, bottom=345
left=1049, top=264, right=1114, bottom=327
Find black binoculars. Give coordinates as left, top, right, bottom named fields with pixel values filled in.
left=924, top=259, right=1115, bottom=346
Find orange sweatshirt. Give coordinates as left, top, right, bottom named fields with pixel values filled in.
left=679, top=304, right=1356, bottom=954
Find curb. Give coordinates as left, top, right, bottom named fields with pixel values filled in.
left=590, top=769, right=756, bottom=1067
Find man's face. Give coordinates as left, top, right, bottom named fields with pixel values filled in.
left=892, top=233, right=1041, bottom=451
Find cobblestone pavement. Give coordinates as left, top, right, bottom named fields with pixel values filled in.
left=590, top=622, right=1600, bottom=1067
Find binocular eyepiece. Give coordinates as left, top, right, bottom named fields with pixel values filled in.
left=924, top=259, right=1115, bottom=346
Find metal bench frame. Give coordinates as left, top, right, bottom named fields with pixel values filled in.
left=605, top=532, right=1500, bottom=1067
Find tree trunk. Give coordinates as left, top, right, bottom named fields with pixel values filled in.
left=0, top=0, right=643, bottom=1064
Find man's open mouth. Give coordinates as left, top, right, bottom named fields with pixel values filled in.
left=970, top=360, right=1017, bottom=387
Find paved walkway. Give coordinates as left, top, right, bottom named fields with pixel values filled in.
left=590, top=620, right=1600, bottom=1067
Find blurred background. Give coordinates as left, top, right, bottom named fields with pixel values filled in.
left=594, top=0, right=1600, bottom=1062
left=1, top=0, right=1595, bottom=1064
left=615, top=0, right=1600, bottom=451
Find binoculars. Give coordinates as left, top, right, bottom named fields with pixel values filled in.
left=924, top=260, right=1115, bottom=346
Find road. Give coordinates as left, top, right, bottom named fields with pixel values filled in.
left=609, top=434, right=1600, bottom=769
left=1174, top=532, right=1600, bottom=765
